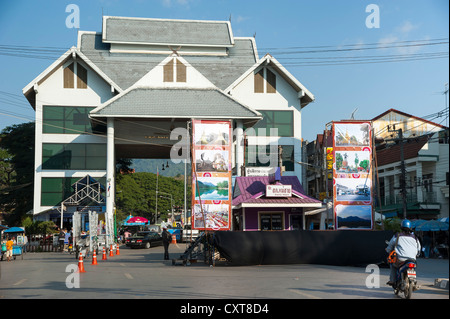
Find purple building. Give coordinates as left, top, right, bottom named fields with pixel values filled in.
left=232, top=176, right=322, bottom=231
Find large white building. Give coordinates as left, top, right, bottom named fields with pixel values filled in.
left=23, top=16, right=315, bottom=227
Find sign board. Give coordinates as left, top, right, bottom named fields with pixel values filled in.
left=192, top=120, right=232, bottom=231
left=332, top=121, right=373, bottom=230
left=245, top=167, right=277, bottom=176
left=266, top=184, right=292, bottom=197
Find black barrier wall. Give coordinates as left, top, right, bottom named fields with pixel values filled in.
left=213, top=230, right=394, bottom=266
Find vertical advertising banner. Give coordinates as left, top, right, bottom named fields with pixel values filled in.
left=333, top=121, right=373, bottom=230
left=192, top=120, right=232, bottom=231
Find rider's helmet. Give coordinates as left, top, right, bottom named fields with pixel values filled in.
left=401, top=219, right=412, bottom=231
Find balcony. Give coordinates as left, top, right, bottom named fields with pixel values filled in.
left=379, top=191, right=441, bottom=218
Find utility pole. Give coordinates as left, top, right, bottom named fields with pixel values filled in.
left=387, top=125, right=408, bottom=219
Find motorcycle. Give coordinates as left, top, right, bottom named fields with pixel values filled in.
left=392, top=259, right=419, bottom=299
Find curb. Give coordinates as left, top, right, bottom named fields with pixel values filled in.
left=434, top=278, right=449, bottom=290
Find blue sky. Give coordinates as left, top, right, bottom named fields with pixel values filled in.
left=0, top=0, right=448, bottom=142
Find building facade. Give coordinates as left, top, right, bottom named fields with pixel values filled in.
left=373, top=109, right=449, bottom=219
left=23, top=16, right=315, bottom=227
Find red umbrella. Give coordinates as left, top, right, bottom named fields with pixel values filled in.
left=126, top=216, right=148, bottom=224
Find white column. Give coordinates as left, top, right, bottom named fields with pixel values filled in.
left=236, top=120, right=244, bottom=176
left=106, top=118, right=115, bottom=245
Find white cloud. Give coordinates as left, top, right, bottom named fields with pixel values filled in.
left=162, top=0, right=192, bottom=7
left=397, top=21, right=419, bottom=34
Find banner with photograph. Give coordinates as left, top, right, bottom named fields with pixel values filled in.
left=332, top=121, right=373, bottom=230
left=192, top=120, right=232, bottom=230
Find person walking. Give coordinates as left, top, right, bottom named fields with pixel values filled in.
left=162, top=227, right=171, bottom=260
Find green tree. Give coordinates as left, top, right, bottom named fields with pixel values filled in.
left=115, top=172, right=189, bottom=224
left=0, top=122, right=34, bottom=226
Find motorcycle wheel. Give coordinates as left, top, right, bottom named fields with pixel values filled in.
left=404, top=279, right=414, bottom=299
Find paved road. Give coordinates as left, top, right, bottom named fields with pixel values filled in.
left=1, top=243, right=448, bottom=301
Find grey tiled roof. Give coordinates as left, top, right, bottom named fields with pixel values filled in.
left=79, top=33, right=257, bottom=91
left=103, top=16, right=233, bottom=46
left=91, top=87, right=261, bottom=122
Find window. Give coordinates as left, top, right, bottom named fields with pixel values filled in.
left=41, top=177, right=105, bottom=206
left=259, top=212, right=283, bottom=231
left=254, top=68, right=276, bottom=93
left=63, top=63, right=75, bottom=88
left=77, top=64, right=87, bottom=89
left=247, top=110, right=293, bottom=137
left=63, top=62, right=88, bottom=89
left=43, top=106, right=96, bottom=134
left=266, top=69, right=276, bottom=93
left=163, top=59, right=174, bottom=82
left=254, top=69, right=264, bottom=93
left=164, top=58, right=187, bottom=82
left=176, top=59, right=186, bottom=82
left=245, top=145, right=294, bottom=171
left=42, top=143, right=106, bottom=170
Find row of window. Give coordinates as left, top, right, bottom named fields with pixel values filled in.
left=245, top=145, right=295, bottom=172
left=42, top=143, right=106, bottom=170
left=42, top=106, right=294, bottom=137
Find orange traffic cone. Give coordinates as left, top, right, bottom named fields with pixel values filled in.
left=92, top=250, right=98, bottom=265
left=77, top=252, right=86, bottom=273
left=171, top=234, right=177, bottom=244
left=102, top=246, right=107, bottom=260
left=109, top=245, right=114, bottom=257
left=116, top=245, right=120, bottom=256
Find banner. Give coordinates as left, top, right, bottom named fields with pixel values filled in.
left=191, top=120, right=232, bottom=230
left=332, top=121, right=373, bottom=230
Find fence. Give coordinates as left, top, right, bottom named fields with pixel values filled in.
left=26, top=234, right=60, bottom=252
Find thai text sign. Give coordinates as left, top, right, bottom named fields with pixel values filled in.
left=266, top=184, right=292, bottom=197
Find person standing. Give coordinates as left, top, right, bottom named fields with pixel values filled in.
left=58, top=228, right=65, bottom=252
left=162, top=227, right=171, bottom=260
left=5, top=237, right=14, bottom=262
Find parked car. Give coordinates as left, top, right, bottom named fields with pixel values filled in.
left=126, top=231, right=163, bottom=249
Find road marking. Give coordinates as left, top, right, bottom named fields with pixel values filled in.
left=119, top=263, right=126, bottom=267
left=124, top=273, right=133, bottom=280
left=13, top=279, right=27, bottom=286
left=289, top=289, right=322, bottom=299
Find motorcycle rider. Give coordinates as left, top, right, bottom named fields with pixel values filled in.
left=385, top=219, right=421, bottom=286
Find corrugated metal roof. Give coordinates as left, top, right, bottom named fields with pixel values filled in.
left=232, top=176, right=322, bottom=207
left=375, top=134, right=430, bottom=166
left=79, top=33, right=257, bottom=91
left=103, top=16, right=233, bottom=47
left=90, top=87, right=261, bottom=121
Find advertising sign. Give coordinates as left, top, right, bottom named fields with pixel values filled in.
left=266, top=184, right=292, bottom=197
left=192, top=120, right=232, bottom=230
left=332, top=121, right=373, bottom=230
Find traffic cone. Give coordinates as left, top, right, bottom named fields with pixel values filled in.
left=109, top=245, right=114, bottom=257
left=77, top=252, right=86, bottom=273
left=116, top=245, right=120, bottom=256
left=102, top=246, right=107, bottom=260
left=92, top=250, right=98, bottom=265
left=171, top=234, right=177, bottom=244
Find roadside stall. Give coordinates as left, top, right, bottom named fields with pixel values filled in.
left=122, top=215, right=148, bottom=245
left=1, top=227, right=26, bottom=260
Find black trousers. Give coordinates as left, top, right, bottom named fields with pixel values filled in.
left=163, top=242, right=169, bottom=260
